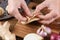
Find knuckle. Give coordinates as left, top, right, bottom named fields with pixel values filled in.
left=7, top=6, right=15, bottom=14
left=47, top=22, right=50, bottom=24
left=8, top=8, right=15, bottom=14
left=36, top=5, right=40, bottom=9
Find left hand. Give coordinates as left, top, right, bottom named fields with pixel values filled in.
left=7, top=0, right=33, bottom=22
left=34, top=0, right=60, bottom=24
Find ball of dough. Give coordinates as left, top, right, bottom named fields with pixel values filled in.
left=0, top=7, right=5, bottom=15
left=24, top=33, right=43, bottom=40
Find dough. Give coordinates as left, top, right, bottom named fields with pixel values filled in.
left=21, top=16, right=39, bottom=24
left=21, top=9, right=40, bottom=24
left=0, top=7, right=4, bottom=15
left=24, top=33, right=43, bottom=40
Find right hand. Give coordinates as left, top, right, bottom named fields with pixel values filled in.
left=34, top=0, right=60, bottom=24
left=7, top=0, right=33, bottom=21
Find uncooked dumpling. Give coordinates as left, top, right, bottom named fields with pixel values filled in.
left=20, top=9, right=40, bottom=24
left=21, top=16, right=39, bottom=24
left=0, top=7, right=5, bottom=15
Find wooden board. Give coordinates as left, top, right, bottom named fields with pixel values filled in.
left=13, top=22, right=42, bottom=38
left=13, top=21, right=60, bottom=38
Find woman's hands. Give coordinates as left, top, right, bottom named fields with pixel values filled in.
left=7, top=0, right=32, bottom=21
left=34, top=0, right=60, bottom=24
left=7, top=0, right=60, bottom=24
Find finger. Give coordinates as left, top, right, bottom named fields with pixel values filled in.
left=21, top=1, right=33, bottom=17
left=6, top=5, right=15, bottom=14
left=34, top=1, right=48, bottom=14
left=39, top=16, right=59, bottom=24
left=40, top=19, right=54, bottom=24
left=38, top=11, right=57, bottom=20
left=40, top=20, right=53, bottom=24
left=13, top=8, right=27, bottom=21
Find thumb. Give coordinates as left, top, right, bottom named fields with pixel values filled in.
left=34, top=1, right=48, bottom=15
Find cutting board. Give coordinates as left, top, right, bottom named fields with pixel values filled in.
left=13, top=20, right=60, bottom=38
left=13, top=22, right=42, bottom=38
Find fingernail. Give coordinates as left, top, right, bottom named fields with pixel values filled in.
left=22, top=17, right=27, bottom=21
left=29, top=14, right=33, bottom=17
left=28, top=11, right=33, bottom=17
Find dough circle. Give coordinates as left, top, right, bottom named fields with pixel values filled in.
left=0, top=7, right=5, bottom=15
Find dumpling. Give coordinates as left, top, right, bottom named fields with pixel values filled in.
left=0, top=7, right=5, bottom=15
left=21, top=16, right=39, bottom=24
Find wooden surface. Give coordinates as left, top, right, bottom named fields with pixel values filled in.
left=13, top=20, right=60, bottom=38
left=13, top=22, right=42, bottom=38
left=0, top=17, right=60, bottom=38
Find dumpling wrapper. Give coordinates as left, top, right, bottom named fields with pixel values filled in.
left=21, top=9, right=40, bottom=24
left=0, top=7, right=5, bottom=15
left=21, top=16, right=39, bottom=24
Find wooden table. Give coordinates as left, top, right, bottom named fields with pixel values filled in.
left=0, top=17, right=60, bottom=38
left=13, top=19, right=60, bottom=38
